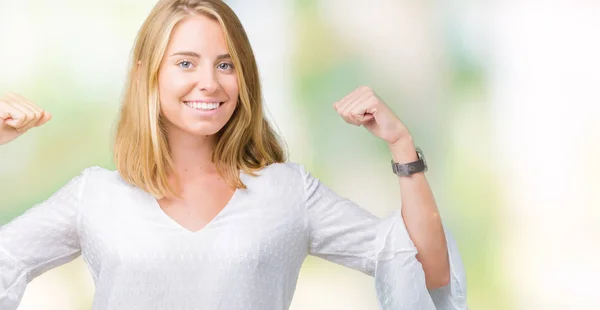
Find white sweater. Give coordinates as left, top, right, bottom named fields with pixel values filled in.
left=0, top=162, right=467, bottom=309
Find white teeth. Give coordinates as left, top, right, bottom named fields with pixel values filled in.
left=184, top=101, right=221, bottom=110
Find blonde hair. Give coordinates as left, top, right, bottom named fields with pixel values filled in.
left=114, top=0, right=286, bottom=199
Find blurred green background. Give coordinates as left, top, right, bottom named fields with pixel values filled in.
left=1, top=0, right=599, bottom=309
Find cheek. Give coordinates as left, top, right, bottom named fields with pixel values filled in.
left=158, top=69, right=193, bottom=99
left=220, top=75, right=239, bottom=99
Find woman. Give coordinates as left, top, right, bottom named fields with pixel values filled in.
left=0, top=0, right=466, bottom=309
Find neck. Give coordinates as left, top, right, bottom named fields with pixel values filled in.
left=166, top=126, right=219, bottom=182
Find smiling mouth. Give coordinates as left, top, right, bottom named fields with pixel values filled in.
left=183, top=101, right=224, bottom=111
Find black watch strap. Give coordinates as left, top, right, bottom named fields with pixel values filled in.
left=391, top=159, right=426, bottom=176
left=391, top=148, right=427, bottom=177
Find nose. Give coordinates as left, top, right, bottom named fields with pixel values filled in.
left=195, top=66, right=220, bottom=94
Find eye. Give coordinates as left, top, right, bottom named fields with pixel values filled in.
left=177, top=60, right=193, bottom=69
left=217, top=62, right=234, bottom=71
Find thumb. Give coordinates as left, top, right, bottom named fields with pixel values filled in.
left=4, top=118, right=21, bottom=127
left=34, top=111, right=52, bottom=127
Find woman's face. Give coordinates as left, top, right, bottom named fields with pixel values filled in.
left=157, top=14, right=239, bottom=138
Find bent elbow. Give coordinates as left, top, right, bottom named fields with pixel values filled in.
left=426, top=269, right=450, bottom=290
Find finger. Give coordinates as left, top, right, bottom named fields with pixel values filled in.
left=5, top=93, right=44, bottom=128
left=0, top=101, right=10, bottom=120
left=35, top=111, right=52, bottom=127
left=341, top=102, right=362, bottom=126
left=5, top=93, right=43, bottom=114
left=0, top=101, right=28, bottom=129
left=3, top=96, right=37, bottom=131
left=339, top=86, right=372, bottom=114
left=337, top=96, right=365, bottom=126
left=349, top=98, right=378, bottom=124
left=334, top=86, right=367, bottom=111
left=342, top=90, right=375, bottom=125
left=334, top=90, right=356, bottom=111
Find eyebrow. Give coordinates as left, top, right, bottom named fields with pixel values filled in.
left=170, top=51, right=231, bottom=60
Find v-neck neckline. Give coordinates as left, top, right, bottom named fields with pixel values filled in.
left=146, top=170, right=244, bottom=234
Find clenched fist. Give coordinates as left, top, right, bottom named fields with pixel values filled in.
left=0, top=93, right=52, bottom=145
left=333, top=86, right=411, bottom=145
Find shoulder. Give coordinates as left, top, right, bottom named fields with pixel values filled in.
left=250, top=161, right=321, bottom=190
left=77, top=166, right=132, bottom=191
left=240, top=162, right=309, bottom=201
left=254, top=161, right=308, bottom=180
left=242, top=162, right=308, bottom=190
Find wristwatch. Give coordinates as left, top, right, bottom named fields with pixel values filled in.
left=391, top=147, right=427, bottom=177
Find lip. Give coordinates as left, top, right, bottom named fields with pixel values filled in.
left=183, top=98, right=223, bottom=103
left=182, top=100, right=224, bottom=116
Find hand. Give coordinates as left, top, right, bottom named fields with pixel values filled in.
left=333, top=86, right=411, bottom=145
left=0, top=93, right=52, bottom=145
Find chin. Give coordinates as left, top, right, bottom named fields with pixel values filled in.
left=184, top=124, right=225, bottom=137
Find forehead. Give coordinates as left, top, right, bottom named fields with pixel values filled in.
left=166, top=14, right=228, bottom=53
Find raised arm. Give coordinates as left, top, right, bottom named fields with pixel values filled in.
left=388, top=138, right=449, bottom=289
left=333, top=86, right=450, bottom=289
left=299, top=162, right=467, bottom=309
left=0, top=171, right=89, bottom=309
left=0, top=93, right=86, bottom=309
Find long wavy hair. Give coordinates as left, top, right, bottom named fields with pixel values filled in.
left=114, top=0, right=287, bottom=199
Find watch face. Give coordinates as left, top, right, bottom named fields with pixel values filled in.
left=416, top=147, right=428, bottom=170
left=416, top=147, right=424, bottom=159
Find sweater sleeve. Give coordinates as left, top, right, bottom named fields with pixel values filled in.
left=297, top=164, right=467, bottom=309
left=0, top=168, right=91, bottom=309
